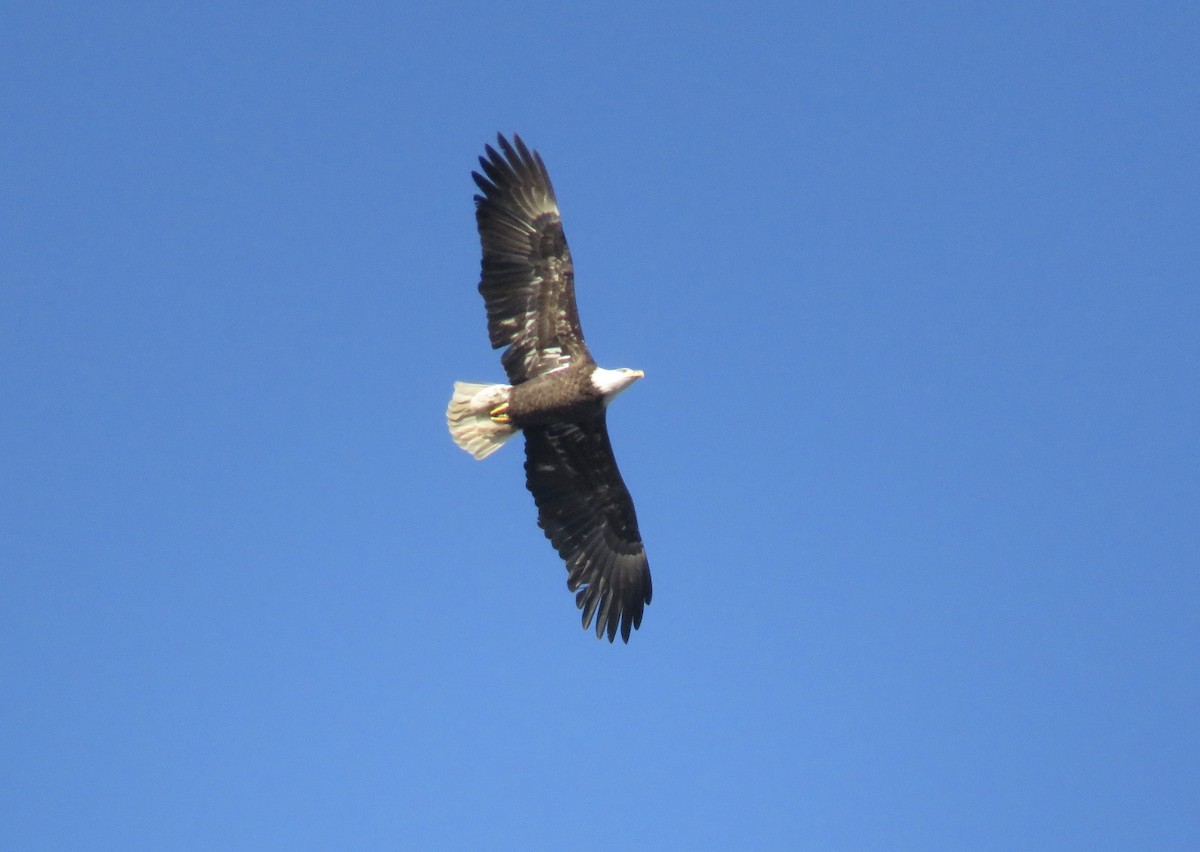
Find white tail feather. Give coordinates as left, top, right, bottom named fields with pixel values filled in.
left=446, top=381, right=518, bottom=459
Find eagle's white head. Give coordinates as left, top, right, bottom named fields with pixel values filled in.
left=590, top=366, right=645, bottom=403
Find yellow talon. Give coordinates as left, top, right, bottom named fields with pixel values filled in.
left=489, top=402, right=510, bottom=424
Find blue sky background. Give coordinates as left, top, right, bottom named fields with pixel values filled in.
left=3, top=2, right=1197, bottom=848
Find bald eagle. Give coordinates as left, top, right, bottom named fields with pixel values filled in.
left=446, top=134, right=652, bottom=643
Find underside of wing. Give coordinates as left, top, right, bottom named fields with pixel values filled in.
left=523, top=418, right=652, bottom=642
left=473, top=134, right=591, bottom=384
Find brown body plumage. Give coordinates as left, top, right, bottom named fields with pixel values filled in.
left=507, top=369, right=603, bottom=427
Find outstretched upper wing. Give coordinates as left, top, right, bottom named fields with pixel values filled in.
left=473, top=134, right=591, bottom=384
left=523, top=418, right=652, bottom=643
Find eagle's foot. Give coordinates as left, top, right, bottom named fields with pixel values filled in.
left=489, top=402, right=511, bottom=424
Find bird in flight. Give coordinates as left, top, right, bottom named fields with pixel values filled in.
left=447, top=134, right=652, bottom=642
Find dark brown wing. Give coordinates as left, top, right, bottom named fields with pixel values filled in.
left=473, top=134, right=592, bottom=384
left=523, top=417, right=652, bottom=642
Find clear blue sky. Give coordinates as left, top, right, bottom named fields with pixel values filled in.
left=3, top=2, right=1197, bottom=848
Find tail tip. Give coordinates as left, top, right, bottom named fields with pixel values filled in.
left=446, top=381, right=517, bottom=459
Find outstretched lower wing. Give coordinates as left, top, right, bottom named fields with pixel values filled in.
left=523, top=418, right=652, bottom=642
left=473, top=134, right=592, bottom=384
